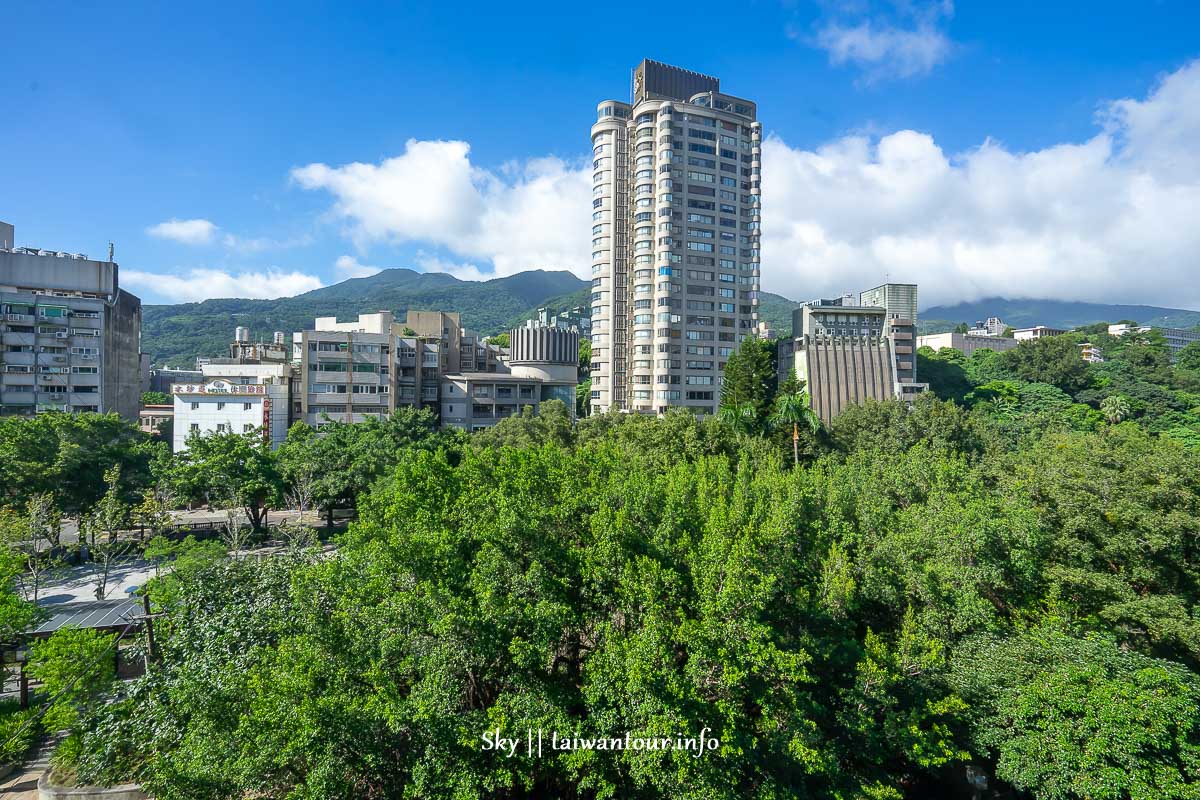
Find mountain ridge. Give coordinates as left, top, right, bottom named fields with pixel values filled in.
left=140, top=270, right=1200, bottom=368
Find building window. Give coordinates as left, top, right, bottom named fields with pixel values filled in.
left=190, top=402, right=199, bottom=410
left=244, top=402, right=252, bottom=410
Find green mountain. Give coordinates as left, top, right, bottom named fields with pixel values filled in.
left=143, top=268, right=588, bottom=368
left=919, top=298, right=1200, bottom=334
left=142, top=267, right=803, bottom=368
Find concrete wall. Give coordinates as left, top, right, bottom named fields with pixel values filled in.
left=917, top=332, right=1019, bottom=357
left=103, top=289, right=142, bottom=420
left=0, top=251, right=117, bottom=296
left=795, top=336, right=895, bottom=425
left=37, top=772, right=148, bottom=799
left=0, top=221, right=13, bottom=249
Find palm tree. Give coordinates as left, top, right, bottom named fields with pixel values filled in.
left=768, top=390, right=821, bottom=466
left=1100, top=394, right=1131, bottom=425
left=718, top=401, right=759, bottom=437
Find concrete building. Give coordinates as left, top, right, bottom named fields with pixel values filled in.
left=1108, top=323, right=1200, bottom=358
left=0, top=221, right=143, bottom=420
left=441, top=324, right=579, bottom=431
left=138, top=404, right=173, bottom=437
left=171, top=362, right=291, bottom=452
left=778, top=293, right=926, bottom=423
left=859, top=283, right=919, bottom=325
left=148, top=367, right=203, bottom=395
left=917, top=332, right=1020, bottom=356
left=528, top=306, right=592, bottom=338
left=967, top=317, right=1007, bottom=337
left=1013, top=325, right=1066, bottom=340
left=290, top=310, right=520, bottom=429
left=1079, top=342, right=1104, bottom=363
left=589, top=59, right=761, bottom=416
left=229, top=327, right=290, bottom=363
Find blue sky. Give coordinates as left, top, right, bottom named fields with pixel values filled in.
left=2, top=1, right=1199, bottom=308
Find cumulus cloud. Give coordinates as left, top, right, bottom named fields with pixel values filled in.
left=759, top=59, right=1200, bottom=309
left=334, top=255, right=383, bottom=280
left=807, top=1, right=954, bottom=82
left=145, top=218, right=218, bottom=245
left=292, top=139, right=590, bottom=279
left=287, top=61, right=1200, bottom=311
left=122, top=268, right=324, bottom=303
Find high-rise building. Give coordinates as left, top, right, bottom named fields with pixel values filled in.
left=0, top=221, right=143, bottom=419
left=859, top=283, right=919, bottom=326
left=589, top=60, right=762, bottom=416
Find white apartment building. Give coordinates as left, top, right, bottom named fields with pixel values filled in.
left=1, top=221, right=143, bottom=419
left=589, top=60, right=761, bottom=415
left=171, top=362, right=291, bottom=452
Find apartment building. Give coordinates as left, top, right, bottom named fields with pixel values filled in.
left=589, top=59, right=762, bottom=416
left=441, top=324, right=579, bottom=431
left=171, top=362, right=291, bottom=451
left=0, top=221, right=142, bottom=419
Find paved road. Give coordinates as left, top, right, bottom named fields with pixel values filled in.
left=56, top=507, right=309, bottom=545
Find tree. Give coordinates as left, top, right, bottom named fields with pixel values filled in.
left=141, top=391, right=172, bottom=406
left=1, top=495, right=64, bottom=603
left=0, top=412, right=157, bottom=515
left=170, top=430, right=282, bottom=532
left=1100, top=394, right=1132, bottom=424
left=1176, top=341, right=1200, bottom=372
left=81, top=467, right=133, bottom=600
left=28, top=627, right=118, bottom=734
left=575, top=378, right=591, bottom=418
left=719, top=336, right=776, bottom=419
left=489, top=332, right=510, bottom=349
left=768, top=384, right=821, bottom=466
left=1000, top=335, right=1091, bottom=392
left=717, top=400, right=759, bottom=436
left=952, top=630, right=1200, bottom=800
left=952, top=322, right=969, bottom=334
left=916, top=347, right=973, bottom=403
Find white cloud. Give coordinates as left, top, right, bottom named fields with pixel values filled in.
left=759, top=59, right=1200, bottom=309
left=123, top=268, right=324, bottom=303
left=145, top=218, right=218, bottom=245
left=292, top=139, right=590, bottom=279
left=334, top=255, right=382, bottom=280
left=288, top=60, right=1200, bottom=311
left=815, top=22, right=951, bottom=80
left=223, top=233, right=314, bottom=254
left=808, top=1, right=954, bottom=83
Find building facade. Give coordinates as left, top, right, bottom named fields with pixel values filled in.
left=1109, top=323, right=1200, bottom=359
left=858, top=283, right=919, bottom=325
left=0, top=222, right=142, bottom=420
left=171, top=362, right=291, bottom=452
left=1013, top=326, right=1066, bottom=340
left=589, top=60, right=761, bottom=416
left=778, top=290, right=926, bottom=423
left=917, top=332, right=1020, bottom=356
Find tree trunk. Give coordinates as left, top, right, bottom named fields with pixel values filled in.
left=327, top=505, right=335, bottom=528
left=792, top=422, right=799, bottom=467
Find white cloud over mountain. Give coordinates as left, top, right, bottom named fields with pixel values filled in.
left=204, top=59, right=1200, bottom=312
left=123, top=267, right=324, bottom=303
left=292, top=140, right=591, bottom=279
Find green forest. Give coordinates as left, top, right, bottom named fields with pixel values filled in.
left=1, top=324, right=1199, bottom=798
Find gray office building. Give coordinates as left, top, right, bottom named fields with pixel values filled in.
left=0, top=222, right=143, bottom=420
left=859, top=283, right=919, bottom=326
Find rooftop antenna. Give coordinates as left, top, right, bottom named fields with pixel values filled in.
left=108, top=242, right=115, bottom=262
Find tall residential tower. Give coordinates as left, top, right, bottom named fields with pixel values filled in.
left=589, top=60, right=762, bottom=415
